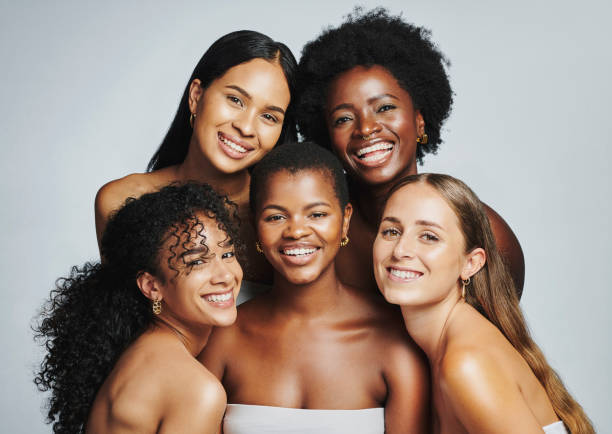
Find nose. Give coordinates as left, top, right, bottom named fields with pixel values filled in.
left=210, top=256, right=235, bottom=286
left=282, top=216, right=310, bottom=239
left=392, top=234, right=415, bottom=260
left=232, top=109, right=256, bottom=137
left=354, top=112, right=382, bottom=139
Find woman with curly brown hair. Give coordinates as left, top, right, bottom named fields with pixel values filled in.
left=295, top=7, right=525, bottom=298
left=35, top=183, right=242, bottom=433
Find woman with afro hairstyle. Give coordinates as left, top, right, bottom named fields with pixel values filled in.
left=95, top=30, right=296, bottom=286
left=35, top=183, right=243, bottom=433
left=296, top=7, right=525, bottom=298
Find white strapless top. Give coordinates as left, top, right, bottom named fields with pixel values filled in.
left=543, top=421, right=568, bottom=434
left=223, top=404, right=385, bottom=434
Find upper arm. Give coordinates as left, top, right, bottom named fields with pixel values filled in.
left=440, top=350, right=542, bottom=433
left=198, top=326, right=233, bottom=381
left=383, top=338, right=431, bottom=434
left=95, top=179, right=129, bottom=247
left=482, top=202, right=525, bottom=297
left=160, top=375, right=227, bottom=434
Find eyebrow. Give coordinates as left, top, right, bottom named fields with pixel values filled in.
left=179, top=246, right=209, bottom=258
left=261, top=202, right=332, bottom=213
left=226, top=85, right=286, bottom=115
left=380, top=217, right=444, bottom=230
left=329, top=93, right=400, bottom=115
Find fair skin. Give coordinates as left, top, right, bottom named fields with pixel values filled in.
left=95, top=58, right=290, bottom=281
left=87, top=216, right=243, bottom=433
left=326, top=65, right=525, bottom=294
left=373, top=182, right=560, bottom=433
left=199, top=169, right=429, bottom=433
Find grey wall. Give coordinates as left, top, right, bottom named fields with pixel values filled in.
left=2, top=1, right=610, bottom=432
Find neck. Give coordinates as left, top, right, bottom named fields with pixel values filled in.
left=399, top=289, right=463, bottom=363
left=269, top=264, right=344, bottom=319
left=152, top=315, right=213, bottom=357
left=175, top=142, right=250, bottom=201
left=350, top=166, right=418, bottom=228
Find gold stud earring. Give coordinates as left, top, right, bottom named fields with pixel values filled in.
left=461, top=277, right=471, bottom=299
left=340, top=236, right=349, bottom=247
left=152, top=299, right=162, bottom=315
left=416, top=133, right=428, bottom=145
left=189, top=112, right=196, bottom=128
left=255, top=241, right=263, bottom=253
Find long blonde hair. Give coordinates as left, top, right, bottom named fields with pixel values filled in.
left=387, top=173, right=593, bottom=433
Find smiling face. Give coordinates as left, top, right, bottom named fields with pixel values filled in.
left=255, top=169, right=351, bottom=285
left=373, top=182, right=470, bottom=307
left=155, top=215, right=243, bottom=328
left=325, top=65, right=425, bottom=187
left=188, top=58, right=291, bottom=174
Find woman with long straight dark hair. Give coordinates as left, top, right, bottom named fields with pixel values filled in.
left=373, top=173, right=593, bottom=433
left=96, top=30, right=297, bottom=285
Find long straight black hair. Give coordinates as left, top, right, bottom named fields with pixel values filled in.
left=147, top=30, right=298, bottom=172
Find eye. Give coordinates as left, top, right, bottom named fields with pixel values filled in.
left=420, top=231, right=439, bottom=242
left=264, top=214, right=285, bottom=222
left=310, top=211, right=328, bottom=219
left=221, top=251, right=235, bottom=260
left=261, top=113, right=279, bottom=124
left=227, top=95, right=244, bottom=107
left=333, top=115, right=352, bottom=126
left=377, top=104, right=396, bottom=113
left=381, top=227, right=401, bottom=239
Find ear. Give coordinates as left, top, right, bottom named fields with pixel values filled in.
left=136, top=271, right=164, bottom=302
left=461, top=247, right=486, bottom=280
left=341, top=203, right=353, bottom=239
left=188, top=79, right=204, bottom=115
left=415, top=111, right=425, bottom=137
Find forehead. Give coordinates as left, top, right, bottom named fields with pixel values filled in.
left=211, top=58, right=291, bottom=107
left=260, top=169, right=339, bottom=207
left=384, top=183, right=458, bottom=227
left=160, top=215, right=229, bottom=256
left=327, top=65, right=413, bottom=106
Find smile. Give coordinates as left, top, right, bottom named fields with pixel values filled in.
left=388, top=267, right=423, bottom=281
left=282, top=247, right=318, bottom=256
left=203, top=289, right=234, bottom=306
left=218, top=132, right=254, bottom=159
left=355, top=141, right=394, bottom=164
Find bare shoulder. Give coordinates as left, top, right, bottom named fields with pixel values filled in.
left=94, top=169, right=177, bottom=242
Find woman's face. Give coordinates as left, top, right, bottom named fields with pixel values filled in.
left=325, top=65, right=425, bottom=187
left=255, top=169, right=351, bottom=285
left=373, top=183, right=468, bottom=307
left=156, top=215, right=243, bottom=327
left=189, top=58, right=291, bottom=174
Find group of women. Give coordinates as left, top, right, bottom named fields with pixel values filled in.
left=35, top=7, right=593, bottom=434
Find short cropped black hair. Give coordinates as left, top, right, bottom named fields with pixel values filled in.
left=249, top=142, right=349, bottom=212
left=296, top=7, right=453, bottom=163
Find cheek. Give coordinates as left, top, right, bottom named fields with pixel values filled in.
left=259, top=125, right=283, bottom=150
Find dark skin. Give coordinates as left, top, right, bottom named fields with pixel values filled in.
left=326, top=66, right=525, bottom=296
left=199, top=170, right=429, bottom=433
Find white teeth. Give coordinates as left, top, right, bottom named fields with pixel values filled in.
left=205, top=292, right=232, bottom=302
left=220, top=135, right=247, bottom=153
left=389, top=269, right=421, bottom=280
left=283, top=247, right=317, bottom=256
left=356, top=142, right=393, bottom=157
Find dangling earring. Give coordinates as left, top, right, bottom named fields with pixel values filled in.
left=340, top=236, right=349, bottom=247
left=189, top=112, right=196, bottom=128
left=255, top=241, right=263, bottom=253
left=416, top=133, right=428, bottom=145
left=461, top=277, right=471, bottom=299
left=152, top=299, right=162, bottom=315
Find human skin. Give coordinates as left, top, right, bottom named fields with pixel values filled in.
left=373, top=183, right=559, bottom=433
left=199, top=170, right=429, bottom=433
left=326, top=65, right=525, bottom=296
left=95, top=58, right=291, bottom=282
left=86, top=217, right=242, bottom=433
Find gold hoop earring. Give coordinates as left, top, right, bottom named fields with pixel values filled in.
left=416, top=133, right=428, bottom=145
left=340, top=236, right=349, bottom=247
left=189, top=112, right=196, bottom=128
left=152, top=299, right=162, bottom=315
left=461, top=277, right=471, bottom=299
left=255, top=241, right=263, bottom=253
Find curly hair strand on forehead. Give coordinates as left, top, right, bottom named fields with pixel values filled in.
left=296, top=7, right=453, bottom=164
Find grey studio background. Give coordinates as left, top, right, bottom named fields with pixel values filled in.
left=2, top=0, right=610, bottom=432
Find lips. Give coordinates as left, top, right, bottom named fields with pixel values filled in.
left=202, top=288, right=235, bottom=308
left=387, top=267, right=423, bottom=282
left=353, top=139, right=394, bottom=166
left=218, top=132, right=254, bottom=159
left=279, top=244, right=320, bottom=265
